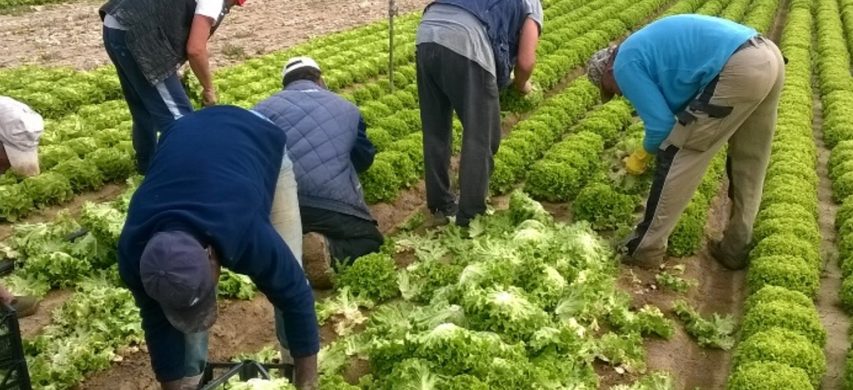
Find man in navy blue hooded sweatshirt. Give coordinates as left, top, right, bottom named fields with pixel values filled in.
left=118, top=105, right=319, bottom=389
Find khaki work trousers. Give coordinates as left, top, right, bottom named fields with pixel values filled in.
left=626, top=37, right=786, bottom=264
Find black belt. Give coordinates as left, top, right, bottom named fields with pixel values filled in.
left=675, top=37, right=763, bottom=125
left=734, top=35, right=761, bottom=53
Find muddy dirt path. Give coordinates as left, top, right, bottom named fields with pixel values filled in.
left=618, top=185, right=746, bottom=390
left=813, top=94, right=850, bottom=389
left=768, top=0, right=788, bottom=42
left=20, top=289, right=72, bottom=338
left=0, top=0, right=429, bottom=71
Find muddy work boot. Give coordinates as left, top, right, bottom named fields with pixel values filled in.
left=424, top=210, right=450, bottom=229
left=424, top=208, right=457, bottom=229
left=620, top=253, right=663, bottom=270
left=11, top=295, right=38, bottom=318
left=303, top=233, right=334, bottom=290
left=617, top=240, right=664, bottom=270
left=708, top=239, right=748, bottom=270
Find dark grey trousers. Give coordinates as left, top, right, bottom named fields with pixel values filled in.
left=416, top=42, right=502, bottom=226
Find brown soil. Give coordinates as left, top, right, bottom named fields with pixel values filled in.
left=342, top=359, right=372, bottom=384
left=371, top=181, right=427, bottom=234
left=76, top=349, right=159, bottom=390
left=616, top=184, right=747, bottom=390
left=813, top=93, right=850, bottom=389
left=19, top=288, right=72, bottom=338
left=542, top=201, right=573, bottom=223
left=0, top=0, right=429, bottom=71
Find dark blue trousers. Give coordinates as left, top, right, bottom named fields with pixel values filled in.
left=103, top=26, right=194, bottom=174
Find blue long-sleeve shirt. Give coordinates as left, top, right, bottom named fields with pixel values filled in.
left=613, top=14, right=756, bottom=153
left=117, top=106, right=319, bottom=382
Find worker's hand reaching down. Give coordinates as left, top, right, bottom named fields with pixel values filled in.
left=624, top=149, right=652, bottom=176
left=515, top=79, right=533, bottom=95
left=202, top=87, right=218, bottom=107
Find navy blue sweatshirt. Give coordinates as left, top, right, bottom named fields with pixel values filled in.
left=117, top=106, right=319, bottom=382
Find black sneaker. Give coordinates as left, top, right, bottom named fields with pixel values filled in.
left=425, top=210, right=453, bottom=228
left=620, top=253, right=663, bottom=270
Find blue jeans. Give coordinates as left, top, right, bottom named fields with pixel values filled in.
left=102, top=26, right=194, bottom=174
left=184, top=331, right=208, bottom=377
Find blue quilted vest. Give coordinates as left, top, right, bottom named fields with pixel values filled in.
left=252, top=80, right=373, bottom=221
left=431, top=0, right=527, bottom=88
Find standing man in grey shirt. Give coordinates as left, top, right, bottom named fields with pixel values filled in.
left=416, top=0, right=543, bottom=227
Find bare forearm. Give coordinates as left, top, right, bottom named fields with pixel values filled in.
left=188, top=52, right=213, bottom=91
left=514, top=17, right=540, bottom=90
left=514, top=66, right=533, bottom=89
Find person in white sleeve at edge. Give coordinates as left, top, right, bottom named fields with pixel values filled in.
left=0, top=96, right=44, bottom=317
left=0, top=96, right=42, bottom=177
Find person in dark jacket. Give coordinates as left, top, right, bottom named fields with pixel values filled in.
left=118, top=106, right=319, bottom=390
left=416, top=0, right=543, bottom=227
left=253, top=57, right=382, bottom=291
left=99, top=0, right=244, bottom=174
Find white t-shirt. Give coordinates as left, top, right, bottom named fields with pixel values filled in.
left=104, top=0, right=224, bottom=30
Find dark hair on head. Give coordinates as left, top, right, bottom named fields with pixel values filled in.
left=283, top=67, right=322, bottom=88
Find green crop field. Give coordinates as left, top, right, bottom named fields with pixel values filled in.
left=1, top=0, right=852, bottom=388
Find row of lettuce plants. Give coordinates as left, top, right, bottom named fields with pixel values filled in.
left=726, top=1, right=827, bottom=387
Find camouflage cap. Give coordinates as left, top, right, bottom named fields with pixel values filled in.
left=586, top=46, right=618, bottom=101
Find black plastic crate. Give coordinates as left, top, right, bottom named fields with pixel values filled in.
left=0, top=303, right=30, bottom=390
left=200, top=360, right=293, bottom=389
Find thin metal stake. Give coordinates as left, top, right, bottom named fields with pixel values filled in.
left=388, top=0, right=398, bottom=92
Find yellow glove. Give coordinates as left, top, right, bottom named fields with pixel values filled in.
left=624, top=149, right=652, bottom=175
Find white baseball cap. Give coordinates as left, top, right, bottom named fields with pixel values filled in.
left=0, top=96, right=43, bottom=177
left=282, top=56, right=321, bottom=80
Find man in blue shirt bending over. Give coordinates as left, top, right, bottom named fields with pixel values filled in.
left=586, top=15, right=785, bottom=270
left=118, top=106, right=319, bottom=389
